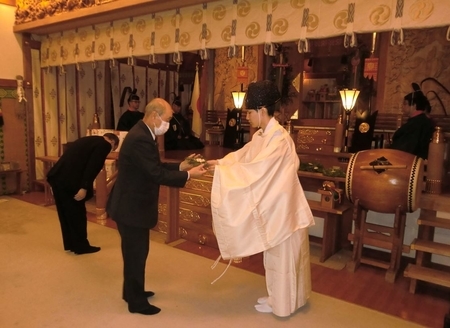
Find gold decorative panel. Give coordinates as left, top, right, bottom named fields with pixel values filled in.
left=180, top=191, right=210, bottom=207
left=179, top=227, right=187, bottom=238
left=179, top=208, right=201, bottom=223
left=156, top=221, right=168, bottom=234
left=158, top=203, right=167, bottom=215
left=185, top=179, right=212, bottom=192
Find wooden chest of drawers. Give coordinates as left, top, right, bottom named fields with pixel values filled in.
left=156, top=173, right=217, bottom=248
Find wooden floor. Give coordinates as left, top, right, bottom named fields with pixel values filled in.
left=11, top=191, right=450, bottom=328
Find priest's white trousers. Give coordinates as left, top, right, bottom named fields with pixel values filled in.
left=263, top=228, right=311, bottom=317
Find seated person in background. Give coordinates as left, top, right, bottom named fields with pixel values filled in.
left=164, top=98, right=204, bottom=150
left=117, top=94, right=145, bottom=131
left=390, top=89, right=435, bottom=159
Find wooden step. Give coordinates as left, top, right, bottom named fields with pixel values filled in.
left=418, top=214, right=450, bottom=230
left=404, top=264, right=450, bottom=288
left=348, top=233, right=410, bottom=253
left=410, top=239, right=450, bottom=257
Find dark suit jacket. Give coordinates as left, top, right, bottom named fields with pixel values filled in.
left=107, top=120, right=188, bottom=228
left=47, top=136, right=112, bottom=200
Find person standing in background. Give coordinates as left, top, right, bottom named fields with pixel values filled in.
left=47, top=133, right=119, bottom=255
left=107, top=98, right=207, bottom=316
left=207, top=80, right=314, bottom=317
left=117, top=94, right=145, bottom=131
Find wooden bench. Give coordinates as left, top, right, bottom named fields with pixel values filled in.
left=307, top=199, right=351, bottom=262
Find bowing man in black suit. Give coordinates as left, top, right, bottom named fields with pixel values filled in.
left=47, top=133, right=119, bottom=255
left=107, top=98, right=207, bottom=315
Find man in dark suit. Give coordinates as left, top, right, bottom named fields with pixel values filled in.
left=47, top=133, right=119, bottom=255
left=107, top=98, right=207, bottom=316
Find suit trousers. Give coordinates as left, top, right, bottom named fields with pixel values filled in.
left=116, top=221, right=151, bottom=311
left=50, top=184, right=90, bottom=251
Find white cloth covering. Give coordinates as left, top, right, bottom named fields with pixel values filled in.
left=211, top=117, right=314, bottom=260
left=264, top=228, right=311, bottom=317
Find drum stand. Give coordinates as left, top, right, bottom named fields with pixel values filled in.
left=347, top=199, right=408, bottom=283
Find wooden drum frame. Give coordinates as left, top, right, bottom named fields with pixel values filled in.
left=344, top=149, right=424, bottom=283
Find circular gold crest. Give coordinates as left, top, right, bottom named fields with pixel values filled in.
left=136, top=19, right=146, bottom=33
left=85, top=46, right=92, bottom=57
left=79, top=30, right=88, bottom=42
left=113, top=42, right=120, bottom=54
left=238, top=1, right=251, bottom=17
left=246, top=22, right=260, bottom=39
left=180, top=32, right=190, bottom=47
left=143, top=37, right=151, bottom=50
left=98, top=43, right=106, bottom=56
left=333, top=10, right=348, bottom=30
left=213, top=5, right=227, bottom=21
left=221, top=26, right=232, bottom=42
left=192, top=9, right=203, bottom=24
left=273, top=19, right=288, bottom=36
left=229, top=118, right=237, bottom=127
left=370, top=5, right=391, bottom=26
left=160, top=35, right=171, bottom=49
left=155, top=16, right=164, bottom=30
left=359, top=122, right=370, bottom=133
left=306, top=14, right=319, bottom=32
left=68, top=33, right=75, bottom=44
left=121, top=23, right=130, bottom=35
left=409, top=0, right=434, bottom=22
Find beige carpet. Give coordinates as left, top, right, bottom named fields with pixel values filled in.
left=0, top=196, right=423, bottom=328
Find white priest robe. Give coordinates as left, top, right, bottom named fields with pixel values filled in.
left=211, top=118, right=314, bottom=316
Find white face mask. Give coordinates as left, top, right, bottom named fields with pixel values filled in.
left=154, top=114, right=170, bottom=135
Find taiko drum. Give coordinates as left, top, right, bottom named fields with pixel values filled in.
left=345, top=149, right=424, bottom=213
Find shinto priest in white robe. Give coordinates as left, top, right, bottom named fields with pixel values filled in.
left=211, top=117, right=315, bottom=317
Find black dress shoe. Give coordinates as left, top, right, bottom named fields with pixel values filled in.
left=144, top=291, right=155, bottom=298
left=123, top=291, right=155, bottom=303
left=73, top=246, right=101, bottom=255
left=129, top=304, right=161, bottom=315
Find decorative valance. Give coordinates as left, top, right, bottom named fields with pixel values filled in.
left=40, top=0, right=450, bottom=67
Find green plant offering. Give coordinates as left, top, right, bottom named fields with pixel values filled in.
left=299, top=162, right=324, bottom=173
left=185, top=155, right=206, bottom=167
left=322, top=167, right=346, bottom=178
